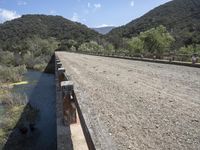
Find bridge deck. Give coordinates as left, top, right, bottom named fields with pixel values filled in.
left=56, top=51, right=200, bottom=150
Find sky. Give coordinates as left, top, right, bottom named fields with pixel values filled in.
left=0, top=0, right=172, bottom=27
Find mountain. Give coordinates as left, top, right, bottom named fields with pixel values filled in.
left=92, top=26, right=115, bottom=34
left=0, top=14, right=101, bottom=49
left=107, top=0, right=200, bottom=49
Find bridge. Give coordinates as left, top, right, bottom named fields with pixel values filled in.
left=55, top=52, right=200, bottom=150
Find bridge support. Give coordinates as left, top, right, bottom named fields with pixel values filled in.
left=61, top=81, right=77, bottom=125
left=58, top=68, right=66, bottom=85
left=57, top=62, right=62, bottom=68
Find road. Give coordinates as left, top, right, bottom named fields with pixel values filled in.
left=56, top=52, right=200, bottom=150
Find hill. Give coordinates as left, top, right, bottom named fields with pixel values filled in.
left=0, top=15, right=103, bottom=71
left=0, top=14, right=100, bottom=49
left=92, top=26, right=115, bottom=34
left=107, top=0, right=200, bottom=49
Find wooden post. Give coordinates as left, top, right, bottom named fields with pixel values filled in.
left=57, top=62, right=62, bottom=69
left=58, top=68, right=66, bottom=83
left=56, top=59, right=60, bottom=63
left=61, top=81, right=77, bottom=125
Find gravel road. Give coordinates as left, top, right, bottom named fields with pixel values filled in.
left=56, top=52, right=200, bottom=150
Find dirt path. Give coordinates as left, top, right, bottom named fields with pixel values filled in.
left=56, top=52, right=200, bottom=150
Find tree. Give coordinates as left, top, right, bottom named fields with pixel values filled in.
left=0, top=51, right=15, bottom=66
left=67, top=39, right=78, bottom=49
left=78, top=41, right=104, bottom=54
left=127, top=37, right=144, bottom=56
left=178, top=44, right=200, bottom=55
left=139, top=25, right=175, bottom=58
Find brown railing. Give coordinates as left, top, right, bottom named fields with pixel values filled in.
left=55, top=55, right=96, bottom=150
left=67, top=51, right=200, bottom=68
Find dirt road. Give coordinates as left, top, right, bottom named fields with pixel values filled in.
left=56, top=52, right=200, bottom=150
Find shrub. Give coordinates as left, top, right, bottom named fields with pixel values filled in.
left=33, top=63, right=47, bottom=71
left=0, top=65, right=27, bottom=83
left=0, top=51, right=15, bottom=66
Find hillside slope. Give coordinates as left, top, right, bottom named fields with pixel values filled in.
left=107, top=0, right=200, bottom=49
left=0, top=14, right=100, bottom=48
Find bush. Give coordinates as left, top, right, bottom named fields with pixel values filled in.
left=127, top=37, right=144, bottom=56
left=140, top=25, right=175, bottom=58
left=0, top=51, right=15, bottom=66
left=0, top=65, right=27, bottom=83
left=33, top=63, right=47, bottom=71
left=78, top=41, right=104, bottom=54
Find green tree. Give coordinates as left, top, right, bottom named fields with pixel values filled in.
left=67, top=39, right=78, bottom=49
left=140, top=25, right=175, bottom=58
left=78, top=41, right=104, bottom=54
left=127, top=37, right=144, bottom=56
left=178, top=44, right=200, bottom=55
left=0, top=51, right=15, bottom=66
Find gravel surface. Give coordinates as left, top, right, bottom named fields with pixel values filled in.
left=56, top=52, right=200, bottom=150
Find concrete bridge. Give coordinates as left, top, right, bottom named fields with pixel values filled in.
left=55, top=52, right=200, bottom=150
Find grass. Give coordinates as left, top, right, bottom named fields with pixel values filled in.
left=0, top=105, right=25, bottom=145
left=0, top=65, right=27, bottom=83
left=0, top=82, right=38, bottom=147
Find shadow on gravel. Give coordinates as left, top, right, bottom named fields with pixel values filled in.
left=3, top=55, right=57, bottom=150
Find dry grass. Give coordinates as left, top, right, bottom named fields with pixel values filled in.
left=0, top=85, right=38, bottom=147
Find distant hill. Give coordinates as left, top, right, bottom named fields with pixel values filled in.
left=92, top=26, right=115, bottom=34
left=107, top=0, right=200, bottom=49
left=0, top=14, right=101, bottom=49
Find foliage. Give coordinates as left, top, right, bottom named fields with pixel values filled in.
left=78, top=41, right=104, bottom=54
left=0, top=14, right=100, bottom=50
left=124, top=25, right=174, bottom=57
left=0, top=103, right=38, bottom=147
left=58, top=39, right=78, bottom=51
left=140, top=25, right=175, bottom=57
left=0, top=65, right=27, bottom=83
left=107, top=0, right=200, bottom=50
left=126, top=37, right=144, bottom=55
left=0, top=105, right=25, bottom=145
left=178, top=44, right=200, bottom=55
left=0, top=51, right=15, bottom=66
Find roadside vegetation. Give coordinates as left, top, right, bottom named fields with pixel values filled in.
left=58, top=25, right=200, bottom=62
left=0, top=37, right=51, bottom=147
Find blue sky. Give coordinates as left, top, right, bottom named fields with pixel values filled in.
left=0, top=0, right=172, bottom=27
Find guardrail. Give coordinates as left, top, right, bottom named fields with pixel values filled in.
left=63, top=51, right=200, bottom=68
left=55, top=55, right=95, bottom=150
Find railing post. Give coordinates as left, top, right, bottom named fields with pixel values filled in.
left=61, top=81, right=77, bottom=125
left=58, top=68, right=66, bottom=84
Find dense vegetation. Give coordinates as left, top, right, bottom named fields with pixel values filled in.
left=1, top=1, right=200, bottom=66
left=0, top=15, right=100, bottom=45
left=0, top=15, right=102, bottom=71
left=107, top=0, right=200, bottom=52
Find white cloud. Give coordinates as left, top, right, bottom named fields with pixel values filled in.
left=17, top=1, right=27, bottom=6
left=96, top=24, right=114, bottom=28
left=50, top=10, right=57, bottom=15
left=130, top=0, right=134, bottom=7
left=82, top=18, right=86, bottom=22
left=94, top=3, right=101, bottom=9
left=0, top=8, right=21, bottom=23
left=87, top=2, right=91, bottom=8
left=71, top=12, right=79, bottom=22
